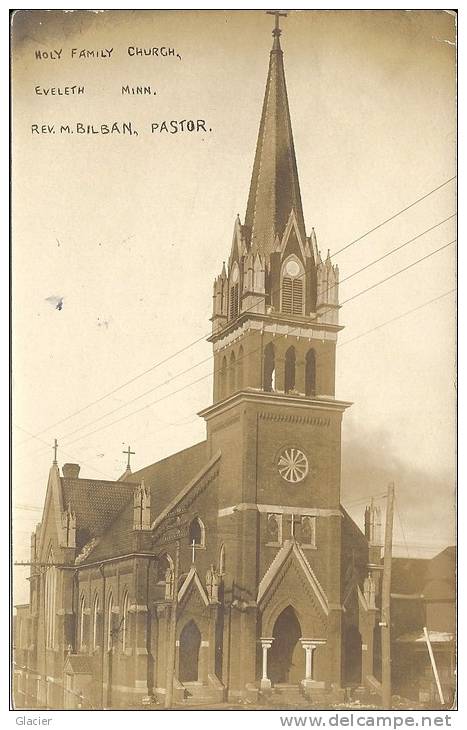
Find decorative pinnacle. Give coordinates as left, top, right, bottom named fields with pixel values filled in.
left=53, top=438, right=58, bottom=465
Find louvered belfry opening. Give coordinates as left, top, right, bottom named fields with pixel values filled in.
left=229, top=283, right=239, bottom=319
left=282, top=276, right=303, bottom=315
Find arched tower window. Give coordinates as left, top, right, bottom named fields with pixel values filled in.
left=263, top=342, right=275, bottom=392
left=305, top=349, right=316, bottom=396
left=229, top=350, right=236, bottom=394
left=106, top=593, right=114, bottom=652
left=44, top=549, right=56, bottom=649
left=238, top=346, right=244, bottom=390
left=121, top=591, right=129, bottom=653
left=266, top=514, right=281, bottom=544
left=219, top=356, right=227, bottom=400
left=79, top=595, right=87, bottom=651
left=92, top=594, right=100, bottom=651
left=229, top=263, right=240, bottom=319
left=284, top=346, right=296, bottom=393
left=281, top=257, right=304, bottom=315
left=188, top=517, right=205, bottom=548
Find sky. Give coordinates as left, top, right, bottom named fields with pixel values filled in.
left=12, top=9, right=456, bottom=604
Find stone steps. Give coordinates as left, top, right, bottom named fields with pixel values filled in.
left=178, top=681, right=225, bottom=706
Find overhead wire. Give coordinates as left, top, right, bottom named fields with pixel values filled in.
left=15, top=177, right=456, bottom=451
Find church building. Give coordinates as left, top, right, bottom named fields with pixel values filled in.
left=14, top=18, right=384, bottom=709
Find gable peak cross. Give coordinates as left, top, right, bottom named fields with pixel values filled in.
left=123, top=445, right=135, bottom=470
left=191, top=539, right=196, bottom=564
left=266, top=10, right=287, bottom=37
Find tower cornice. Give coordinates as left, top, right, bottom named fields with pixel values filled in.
left=208, top=311, right=343, bottom=346
left=199, top=389, right=352, bottom=422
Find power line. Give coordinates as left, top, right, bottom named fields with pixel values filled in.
left=16, top=215, right=457, bottom=466
left=30, top=214, right=456, bottom=447
left=331, top=176, right=456, bottom=258
left=15, top=177, right=456, bottom=451
left=13, top=286, right=455, bottom=505
left=395, top=497, right=411, bottom=559
left=13, top=424, right=112, bottom=480
left=59, top=238, right=455, bottom=449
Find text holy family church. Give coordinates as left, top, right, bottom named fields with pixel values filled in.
left=15, top=15, right=384, bottom=708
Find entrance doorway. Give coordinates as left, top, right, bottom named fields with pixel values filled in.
left=342, top=625, right=362, bottom=685
left=268, top=606, right=304, bottom=684
left=179, top=620, right=201, bottom=682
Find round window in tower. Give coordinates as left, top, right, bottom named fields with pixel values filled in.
left=277, top=447, right=309, bottom=483
left=284, top=259, right=301, bottom=278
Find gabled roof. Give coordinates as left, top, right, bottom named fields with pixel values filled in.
left=391, top=557, right=430, bottom=595
left=79, top=442, right=214, bottom=562
left=178, top=565, right=210, bottom=606
left=244, top=29, right=306, bottom=256
left=61, top=477, right=134, bottom=539
left=152, top=449, right=221, bottom=530
left=257, top=539, right=329, bottom=615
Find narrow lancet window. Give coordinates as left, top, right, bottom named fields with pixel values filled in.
left=263, top=342, right=275, bottom=392
left=305, top=349, right=316, bottom=396
left=284, top=346, right=296, bottom=393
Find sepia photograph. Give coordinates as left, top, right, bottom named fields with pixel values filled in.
left=11, top=8, right=457, bottom=714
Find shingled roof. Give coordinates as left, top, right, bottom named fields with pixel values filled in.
left=61, top=477, right=134, bottom=540
left=79, top=440, right=209, bottom=562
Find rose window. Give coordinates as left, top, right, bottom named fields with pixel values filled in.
left=277, top=448, right=309, bottom=483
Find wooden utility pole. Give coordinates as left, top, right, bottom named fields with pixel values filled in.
left=381, top=482, right=395, bottom=709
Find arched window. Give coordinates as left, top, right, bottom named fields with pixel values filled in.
left=188, top=517, right=205, bottom=548
left=281, top=257, right=304, bottom=315
left=157, top=553, right=173, bottom=583
left=266, top=514, right=281, bottom=544
left=220, top=355, right=227, bottom=400
left=305, top=349, right=316, bottom=397
left=238, top=346, right=244, bottom=390
left=79, top=594, right=87, bottom=651
left=219, top=544, right=226, bottom=575
left=229, top=351, right=236, bottom=394
left=229, top=263, right=240, bottom=319
left=44, top=549, right=56, bottom=649
left=263, top=342, right=275, bottom=392
left=121, top=591, right=129, bottom=653
left=300, top=516, right=316, bottom=547
left=284, top=346, right=296, bottom=393
left=92, top=594, right=100, bottom=651
left=106, top=593, right=114, bottom=652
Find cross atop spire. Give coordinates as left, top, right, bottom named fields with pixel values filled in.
left=53, top=438, right=58, bottom=465
left=266, top=10, right=287, bottom=38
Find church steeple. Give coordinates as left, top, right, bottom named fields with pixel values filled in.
left=244, top=14, right=306, bottom=255
left=208, top=14, right=341, bottom=406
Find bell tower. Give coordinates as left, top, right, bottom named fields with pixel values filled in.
left=200, top=15, right=351, bottom=691
left=210, top=16, right=340, bottom=406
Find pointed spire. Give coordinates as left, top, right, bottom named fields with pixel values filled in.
left=244, top=15, right=306, bottom=257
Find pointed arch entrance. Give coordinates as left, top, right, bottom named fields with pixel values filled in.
left=342, top=624, right=362, bottom=685
left=268, top=606, right=305, bottom=685
left=179, top=620, right=201, bottom=683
